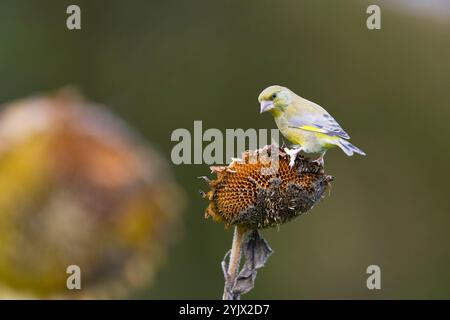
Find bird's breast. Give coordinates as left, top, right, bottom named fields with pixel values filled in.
left=280, top=127, right=307, bottom=145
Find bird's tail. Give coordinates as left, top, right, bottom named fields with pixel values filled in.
left=337, top=139, right=366, bottom=156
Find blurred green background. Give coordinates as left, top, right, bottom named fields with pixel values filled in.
left=0, top=0, right=449, bottom=299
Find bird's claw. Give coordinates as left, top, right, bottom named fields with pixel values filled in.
left=312, top=156, right=325, bottom=167
left=288, top=155, right=297, bottom=168
left=284, top=147, right=302, bottom=168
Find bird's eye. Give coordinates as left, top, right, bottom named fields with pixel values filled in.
left=271, top=94, right=277, bottom=100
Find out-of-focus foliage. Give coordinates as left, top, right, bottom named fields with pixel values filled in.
left=0, top=0, right=449, bottom=299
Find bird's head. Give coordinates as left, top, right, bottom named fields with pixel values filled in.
left=258, top=85, right=292, bottom=115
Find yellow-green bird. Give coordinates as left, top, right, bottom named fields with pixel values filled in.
left=259, top=85, right=365, bottom=167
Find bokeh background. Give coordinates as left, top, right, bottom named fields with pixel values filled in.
left=0, top=0, right=449, bottom=299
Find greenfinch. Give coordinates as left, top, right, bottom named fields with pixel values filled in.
left=259, top=85, right=365, bottom=167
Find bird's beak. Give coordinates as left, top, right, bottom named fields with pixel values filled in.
left=260, top=100, right=274, bottom=114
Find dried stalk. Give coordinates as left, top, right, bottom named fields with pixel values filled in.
left=222, top=226, right=246, bottom=300
left=222, top=228, right=273, bottom=300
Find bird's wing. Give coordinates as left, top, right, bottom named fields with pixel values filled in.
left=286, top=101, right=350, bottom=139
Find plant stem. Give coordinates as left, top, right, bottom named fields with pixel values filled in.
left=223, top=226, right=246, bottom=300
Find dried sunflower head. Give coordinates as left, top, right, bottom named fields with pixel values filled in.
left=0, top=88, right=184, bottom=298
left=202, top=146, right=333, bottom=230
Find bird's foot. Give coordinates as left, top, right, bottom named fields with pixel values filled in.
left=312, top=155, right=325, bottom=167
left=284, top=147, right=302, bottom=168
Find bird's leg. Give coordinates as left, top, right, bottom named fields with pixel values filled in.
left=313, top=151, right=326, bottom=167
left=284, top=146, right=302, bottom=168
